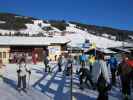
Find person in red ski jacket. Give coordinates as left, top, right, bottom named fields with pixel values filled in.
left=117, top=54, right=133, bottom=100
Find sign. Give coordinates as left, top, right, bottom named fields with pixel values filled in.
left=48, top=46, right=61, bottom=60
left=48, top=46, right=60, bottom=54
left=82, top=40, right=90, bottom=52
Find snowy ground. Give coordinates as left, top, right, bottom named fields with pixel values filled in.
left=0, top=63, right=133, bottom=100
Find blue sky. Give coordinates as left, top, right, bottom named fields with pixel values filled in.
left=0, top=0, right=133, bottom=31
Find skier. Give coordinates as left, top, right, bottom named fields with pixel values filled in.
left=78, top=67, right=93, bottom=89
left=0, top=59, right=5, bottom=84
left=108, top=55, right=118, bottom=86
left=55, top=55, right=57, bottom=61
left=91, top=54, right=111, bottom=100
left=73, top=56, right=79, bottom=74
left=66, top=55, right=73, bottom=76
left=81, top=53, right=87, bottom=68
left=88, top=55, right=95, bottom=73
left=58, top=55, right=63, bottom=72
left=47, top=58, right=52, bottom=73
left=117, top=54, right=133, bottom=100
left=44, top=56, right=49, bottom=72
left=17, top=58, right=31, bottom=92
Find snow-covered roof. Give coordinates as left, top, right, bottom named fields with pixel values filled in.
left=0, top=21, right=6, bottom=24
left=109, top=47, right=131, bottom=53
left=0, top=36, right=70, bottom=46
left=97, top=48, right=116, bottom=54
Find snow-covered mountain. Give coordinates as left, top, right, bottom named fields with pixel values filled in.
left=0, top=13, right=132, bottom=49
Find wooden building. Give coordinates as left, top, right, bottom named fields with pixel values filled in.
left=0, top=36, right=70, bottom=64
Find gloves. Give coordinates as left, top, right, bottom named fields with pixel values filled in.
left=17, top=70, right=21, bottom=73
left=107, top=83, right=112, bottom=90
left=28, top=71, right=31, bottom=74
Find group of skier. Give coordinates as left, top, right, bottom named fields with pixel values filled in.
left=0, top=50, right=132, bottom=100
left=53, top=52, right=133, bottom=100
left=76, top=52, right=133, bottom=100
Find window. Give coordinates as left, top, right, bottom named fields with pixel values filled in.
left=3, top=52, right=6, bottom=58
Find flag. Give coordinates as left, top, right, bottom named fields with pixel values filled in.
left=91, top=42, right=96, bottom=49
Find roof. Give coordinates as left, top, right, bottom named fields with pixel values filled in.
left=97, top=48, right=116, bottom=54
left=85, top=48, right=116, bottom=55
left=109, top=47, right=131, bottom=53
left=0, top=36, right=70, bottom=46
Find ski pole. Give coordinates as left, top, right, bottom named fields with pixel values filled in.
left=28, top=73, right=31, bottom=89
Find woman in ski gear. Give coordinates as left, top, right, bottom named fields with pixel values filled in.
left=17, top=58, right=31, bottom=92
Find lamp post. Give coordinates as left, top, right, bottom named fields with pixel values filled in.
left=70, top=46, right=73, bottom=100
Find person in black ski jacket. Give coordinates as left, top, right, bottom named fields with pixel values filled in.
left=58, top=55, right=63, bottom=72
left=79, top=67, right=94, bottom=89
left=117, top=54, right=133, bottom=100
left=44, top=57, right=49, bottom=72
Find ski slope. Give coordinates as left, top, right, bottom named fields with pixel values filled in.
left=0, top=20, right=131, bottom=49
left=66, top=24, right=124, bottom=48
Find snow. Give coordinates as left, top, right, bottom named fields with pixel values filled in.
left=1, top=63, right=132, bottom=100
left=129, top=35, right=133, bottom=40
left=33, top=20, right=44, bottom=25
left=65, top=25, right=128, bottom=49
left=0, top=20, right=131, bottom=49
left=49, top=27, right=61, bottom=33
left=68, top=23, right=76, bottom=27
left=0, top=21, right=6, bottom=24
left=65, top=33, right=85, bottom=47
left=97, top=48, right=116, bottom=54
left=33, top=20, right=51, bottom=28
left=15, top=16, right=24, bottom=18
left=102, top=33, right=110, bottom=38
left=0, top=29, right=17, bottom=35
left=0, top=36, right=70, bottom=46
left=20, top=21, right=61, bottom=35
left=20, top=24, right=45, bottom=35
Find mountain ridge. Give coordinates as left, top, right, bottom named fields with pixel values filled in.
left=0, top=12, right=132, bottom=48
left=0, top=12, right=132, bottom=32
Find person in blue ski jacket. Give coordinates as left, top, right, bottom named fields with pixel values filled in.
left=80, top=53, right=87, bottom=68
left=108, top=55, right=118, bottom=85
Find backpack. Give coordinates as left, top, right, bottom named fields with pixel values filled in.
left=97, top=73, right=111, bottom=92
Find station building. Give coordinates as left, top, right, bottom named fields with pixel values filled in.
left=0, top=36, right=70, bottom=64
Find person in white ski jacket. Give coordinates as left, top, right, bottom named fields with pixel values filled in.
left=91, top=54, right=111, bottom=100
left=17, top=58, right=31, bottom=92
left=91, top=59, right=110, bottom=84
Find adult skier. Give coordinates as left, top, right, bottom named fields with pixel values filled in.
left=17, top=58, right=31, bottom=92
left=91, top=54, right=111, bottom=100
left=108, top=55, right=118, bottom=86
